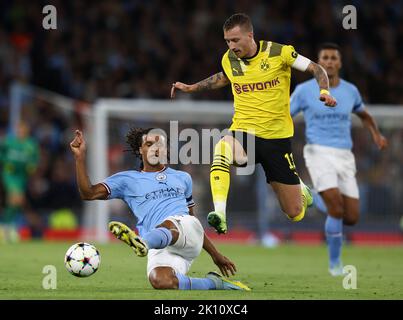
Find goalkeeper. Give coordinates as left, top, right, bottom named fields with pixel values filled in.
left=0, top=121, right=39, bottom=241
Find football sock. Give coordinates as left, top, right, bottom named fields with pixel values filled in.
left=142, top=227, right=172, bottom=249
left=176, top=272, right=216, bottom=290
left=290, top=208, right=306, bottom=222
left=325, top=215, right=343, bottom=268
left=210, top=140, right=233, bottom=215
left=288, top=183, right=308, bottom=222
left=313, top=191, right=328, bottom=214
left=289, top=206, right=305, bottom=222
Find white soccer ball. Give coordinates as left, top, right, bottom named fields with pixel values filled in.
left=64, top=242, right=100, bottom=277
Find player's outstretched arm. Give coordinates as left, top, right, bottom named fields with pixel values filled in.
left=170, top=72, right=230, bottom=98
left=203, top=233, right=237, bottom=277
left=188, top=207, right=236, bottom=277
left=306, top=62, right=337, bottom=107
left=70, top=130, right=109, bottom=200
left=355, top=110, right=388, bottom=150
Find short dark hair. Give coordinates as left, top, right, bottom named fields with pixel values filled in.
left=318, top=42, right=342, bottom=57
left=223, top=13, right=253, bottom=32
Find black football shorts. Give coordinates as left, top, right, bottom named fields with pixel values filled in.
left=228, top=130, right=300, bottom=185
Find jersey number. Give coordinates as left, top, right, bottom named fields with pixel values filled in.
left=284, top=153, right=296, bottom=170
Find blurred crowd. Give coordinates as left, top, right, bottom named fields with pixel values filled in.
left=0, top=0, right=403, bottom=105
left=0, top=1, right=402, bottom=237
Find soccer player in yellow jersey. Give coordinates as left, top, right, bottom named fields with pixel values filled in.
left=171, top=13, right=337, bottom=234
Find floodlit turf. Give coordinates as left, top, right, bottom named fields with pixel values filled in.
left=0, top=241, right=402, bottom=300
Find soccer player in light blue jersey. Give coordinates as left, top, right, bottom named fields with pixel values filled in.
left=70, top=128, right=250, bottom=290
left=290, top=43, right=388, bottom=276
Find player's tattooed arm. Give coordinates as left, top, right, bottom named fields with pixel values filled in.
left=170, top=72, right=229, bottom=98
left=306, top=62, right=329, bottom=91
left=306, top=62, right=337, bottom=107
left=193, top=72, right=230, bottom=91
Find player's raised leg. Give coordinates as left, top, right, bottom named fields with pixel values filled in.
left=208, top=135, right=247, bottom=234
left=208, top=137, right=233, bottom=234
left=258, top=139, right=313, bottom=222
left=109, top=220, right=176, bottom=257
left=271, top=180, right=312, bottom=222
left=109, top=221, right=149, bottom=257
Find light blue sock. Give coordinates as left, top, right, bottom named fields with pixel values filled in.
left=313, top=190, right=328, bottom=214
left=142, top=227, right=172, bottom=249
left=325, top=216, right=343, bottom=268
left=176, top=273, right=216, bottom=290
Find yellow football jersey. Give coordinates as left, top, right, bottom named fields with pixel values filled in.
left=221, top=40, right=298, bottom=139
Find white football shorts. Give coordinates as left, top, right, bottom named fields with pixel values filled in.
left=146, top=214, right=204, bottom=277
left=303, top=144, right=359, bottom=199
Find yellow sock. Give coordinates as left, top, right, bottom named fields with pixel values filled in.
left=210, top=140, right=233, bottom=214
left=288, top=191, right=307, bottom=222
left=289, top=207, right=305, bottom=222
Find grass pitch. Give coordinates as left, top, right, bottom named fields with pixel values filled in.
left=0, top=241, right=402, bottom=300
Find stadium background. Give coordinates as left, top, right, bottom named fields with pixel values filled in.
left=0, top=0, right=402, bottom=246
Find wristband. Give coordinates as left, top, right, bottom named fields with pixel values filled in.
left=320, top=89, right=330, bottom=95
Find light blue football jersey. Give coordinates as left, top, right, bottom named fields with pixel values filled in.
left=102, top=167, right=195, bottom=237
left=290, top=78, right=365, bottom=149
